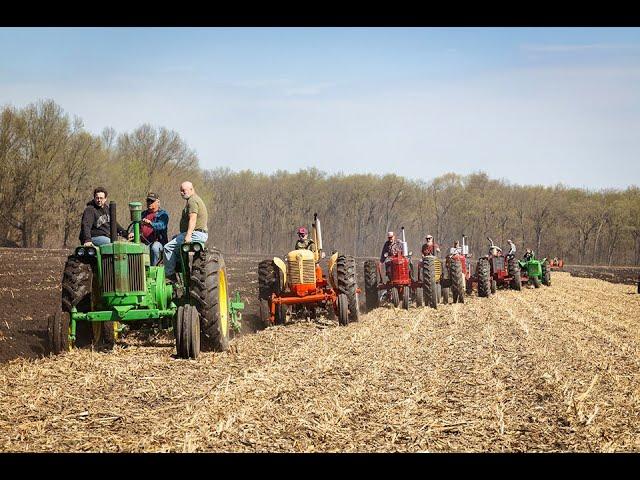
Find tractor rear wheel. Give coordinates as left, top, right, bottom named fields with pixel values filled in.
left=415, top=287, right=424, bottom=307
left=491, top=279, right=497, bottom=294
left=190, top=248, right=229, bottom=352
left=402, top=286, right=410, bottom=309
left=449, top=258, right=465, bottom=304
left=47, top=310, right=69, bottom=355
left=477, top=258, right=491, bottom=298
left=364, top=260, right=380, bottom=312
left=337, top=255, right=359, bottom=323
left=337, top=293, right=349, bottom=326
left=542, top=261, right=551, bottom=286
left=391, top=287, right=400, bottom=307
left=175, top=304, right=200, bottom=359
left=422, top=256, right=438, bottom=309
left=61, top=256, right=94, bottom=347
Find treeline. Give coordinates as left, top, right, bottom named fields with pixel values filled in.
left=1, top=99, right=640, bottom=265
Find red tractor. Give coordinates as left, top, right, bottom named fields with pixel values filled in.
left=549, top=257, right=564, bottom=270
left=467, top=237, right=521, bottom=297
left=364, top=227, right=423, bottom=311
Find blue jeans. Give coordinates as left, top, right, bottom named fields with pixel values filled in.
left=91, top=235, right=111, bottom=246
left=163, top=231, right=208, bottom=276
left=148, top=241, right=163, bottom=266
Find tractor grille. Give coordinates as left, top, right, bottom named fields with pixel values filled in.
left=287, top=258, right=316, bottom=285
left=434, top=258, right=442, bottom=282
left=101, top=253, right=145, bottom=293
left=128, top=253, right=145, bottom=291
left=493, top=256, right=505, bottom=272
left=102, top=255, right=115, bottom=293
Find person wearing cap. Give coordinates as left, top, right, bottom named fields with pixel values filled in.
left=421, top=235, right=440, bottom=256
left=294, top=226, right=316, bottom=251
left=140, top=192, right=169, bottom=266
left=379, top=231, right=402, bottom=263
left=164, top=181, right=208, bottom=279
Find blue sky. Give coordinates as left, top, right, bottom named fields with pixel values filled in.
left=1, top=27, right=639, bottom=189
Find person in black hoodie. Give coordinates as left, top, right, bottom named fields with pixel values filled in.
left=79, top=187, right=128, bottom=247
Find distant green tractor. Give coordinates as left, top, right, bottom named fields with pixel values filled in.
left=48, top=201, right=244, bottom=359
left=518, top=253, right=551, bottom=288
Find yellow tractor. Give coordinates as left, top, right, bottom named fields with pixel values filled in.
left=258, top=213, right=360, bottom=326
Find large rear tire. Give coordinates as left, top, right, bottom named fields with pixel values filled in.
left=477, top=258, right=491, bottom=298
left=190, top=248, right=229, bottom=352
left=422, top=256, right=438, bottom=309
left=61, top=256, right=94, bottom=347
left=507, top=255, right=522, bottom=291
left=337, top=255, right=359, bottom=323
left=449, top=258, right=465, bottom=304
left=364, top=260, right=380, bottom=312
left=258, top=260, right=277, bottom=327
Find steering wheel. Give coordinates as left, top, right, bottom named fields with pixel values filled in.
left=126, top=221, right=150, bottom=244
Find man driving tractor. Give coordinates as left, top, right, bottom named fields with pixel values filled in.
left=421, top=235, right=440, bottom=256
left=294, top=227, right=316, bottom=251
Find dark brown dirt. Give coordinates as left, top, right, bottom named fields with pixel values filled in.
left=0, top=248, right=370, bottom=364
left=563, top=264, right=640, bottom=286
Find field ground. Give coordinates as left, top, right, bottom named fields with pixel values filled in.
left=0, top=247, right=639, bottom=452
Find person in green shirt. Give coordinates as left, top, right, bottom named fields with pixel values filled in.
left=163, top=181, right=209, bottom=278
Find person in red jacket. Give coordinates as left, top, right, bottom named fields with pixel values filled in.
left=421, top=235, right=440, bottom=256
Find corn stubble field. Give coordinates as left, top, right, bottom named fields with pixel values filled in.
left=0, top=248, right=639, bottom=452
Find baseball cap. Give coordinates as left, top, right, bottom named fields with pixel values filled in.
left=146, top=192, right=159, bottom=202
left=387, top=231, right=394, bottom=238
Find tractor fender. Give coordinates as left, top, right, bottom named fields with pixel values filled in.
left=328, top=252, right=339, bottom=290
left=273, top=256, right=287, bottom=287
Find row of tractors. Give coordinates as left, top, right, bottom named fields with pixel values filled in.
left=362, top=229, right=552, bottom=311
left=47, top=201, right=551, bottom=361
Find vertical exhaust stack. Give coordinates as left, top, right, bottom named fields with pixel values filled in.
left=313, top=213, right=323, bottom=261
left=462, top=235, right=469, bottom=256
left=401, top=226, right=409, bottom=256
left=110, top=201, right=117, bottom=243
left=129, top=202, right=142, bottom=244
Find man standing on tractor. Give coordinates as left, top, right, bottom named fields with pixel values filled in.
left=421, top=235, right=440, bottom=256
left=507, top=239, right=516, bottom=257
left=449, top=240, right=462, bottom=256
left=163, top=181, right=208, bottom=280
left=79, top=187, right=129, bottom=247
left=294, top=227, right=316, bottom=251
left=140, top=192, right=169, bottom=266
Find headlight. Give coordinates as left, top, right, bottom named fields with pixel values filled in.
left=87, top=247, right=97, bottom=256
left=193, top=243, right=202, bottom=252
left=181, top=244, right=191, bottom=253
left=76, top=247, right=85, bottom=256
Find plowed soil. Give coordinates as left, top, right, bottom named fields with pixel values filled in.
left=0, top=248, right=639, bottom=452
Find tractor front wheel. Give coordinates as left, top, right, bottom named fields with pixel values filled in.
left=402, top=286, right=410, bottom=310
left=415, top=287, right=424, bottom=307
left=337, top=293, right=349, bottom=326
left=532, top=275, right=541, bottom=288
left=441, top=286, right=450, bottom=304
left=391, top=287, right=400, bottom=307
left=175, top=304, right=201, bottom=359
left=47, top=310, right=70, bottom=355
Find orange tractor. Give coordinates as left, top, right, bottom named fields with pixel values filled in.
left=258, top=213, right=360, bottom=327
left=549, top=257, right=564, bottom=270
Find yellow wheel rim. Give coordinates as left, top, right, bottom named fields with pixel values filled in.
left=219, top=269, right=228, bottom=336
left=67, top=326, right=74, bottom=352
left=114, top=321, right=119, bottom=341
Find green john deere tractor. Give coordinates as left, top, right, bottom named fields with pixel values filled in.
left=48, top=201, right=244, bottom=359
left=518, top=253, right=551, bottom=288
